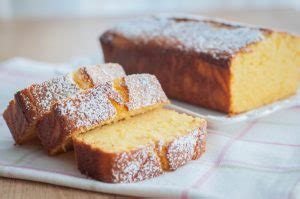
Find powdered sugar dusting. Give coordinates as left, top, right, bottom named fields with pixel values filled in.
left=111, top=16, right=264, bottom=59
left=84, top=63, right=126, bottom=86
left=56, top=82, right=122, bottom=132
left=31, top=74, right=80, bottom=115
left=112, top=145, right=163, bottom=183
left=18, top=64, right=125, bottom=120
left=124, top=74, right=168, bottom=110
left=166, top=128, right=204, bottom=170
left=110, top=127, right=207, bottom=182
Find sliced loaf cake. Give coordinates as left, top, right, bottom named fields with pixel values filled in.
left=73, top=108, right=207, bottom=183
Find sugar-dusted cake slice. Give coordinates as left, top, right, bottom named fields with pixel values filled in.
left=73, top=108, right=207, bottom=183
left=37, top=74, right=169, bottom=155
left=3, top=63, right=125, bottom=144
left=100, top=15, right=300, bottom=114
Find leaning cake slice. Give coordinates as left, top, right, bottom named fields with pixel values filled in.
left=37, top=74, right=169, bottom=155
left=73, top=108, right=207, bottom=183
left=3, top=63, right=125, bottom=144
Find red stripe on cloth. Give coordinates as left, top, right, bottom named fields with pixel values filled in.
left=181, top=120, right=258, bottom=199
left=190, top=158, right=300, bottom=173
left=209, top=130, right=300, bottom=148
left=288, top=105, right=300, bottom=110
left=222, top=159, right=300, bottom=172
left=241, top=139, right=300, bottom=148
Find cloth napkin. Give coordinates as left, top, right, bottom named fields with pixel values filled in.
left=0, top=57, right=299, bottom=199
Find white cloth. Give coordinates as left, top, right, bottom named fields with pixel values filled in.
left=0, top=58, right=299, bottom=199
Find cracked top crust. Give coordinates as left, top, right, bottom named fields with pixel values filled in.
left=102, top=15, right=267, bottom=65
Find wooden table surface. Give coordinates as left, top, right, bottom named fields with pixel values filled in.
left=0, top=8, right=299, bottom=199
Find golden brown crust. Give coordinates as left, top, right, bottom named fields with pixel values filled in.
left=3, top=100, right=35, bottom=144
left=74, top=140, right=115, bottom=182
left=37, top=74, right=169, bottom=155
left=101, top=34, right=231, bottom=112
left=74, top=141, right=163, bottom=183
left=73, top=122, right=207, bottom=183
left=15, top=87, right=40, bottom=124
left=36, top=108, right=73, bottom=154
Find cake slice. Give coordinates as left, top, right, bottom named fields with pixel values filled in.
left=101, top=15, right=300, bottom=114
left=3, top=63, right=125, bottom=144
left=73, top=108, right=207, bottom=183
left=37, top=74, right=169, bottom=155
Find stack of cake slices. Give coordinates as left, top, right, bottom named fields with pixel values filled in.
left=3, top=63, right=207, bottom=183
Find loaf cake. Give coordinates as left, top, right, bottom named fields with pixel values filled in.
left=3, top=64, right=125, bottom=144
left=73, top=108, right=207, bottom=183
left=37, top=74, right=169, bottom=155
left=100, top=15, right=300, bottom=114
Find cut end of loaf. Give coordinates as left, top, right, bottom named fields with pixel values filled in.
left=230, top=32, right=300, bottom=114
left=73, top=108, right=207, bottom=183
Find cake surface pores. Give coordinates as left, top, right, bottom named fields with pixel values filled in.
left=73, top=108, right=207, bottom=183
left=101, top=15, right=300, bottom=114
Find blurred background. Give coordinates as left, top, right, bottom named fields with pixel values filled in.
left=0, top=0, right=299, bottom=63
left=0, top=0, right=299, bottom=19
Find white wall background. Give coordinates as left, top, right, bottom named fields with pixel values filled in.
left=0, top=0, right=299, bottom=19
